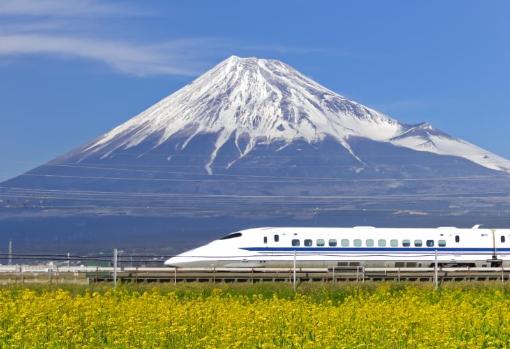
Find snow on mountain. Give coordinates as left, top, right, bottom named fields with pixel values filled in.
left=390, top=123, right=510, bottom=173
left=81, top=55, right=510, bottom=174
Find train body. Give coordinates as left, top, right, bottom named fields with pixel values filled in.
left=164, top=226, right=510, bottom=268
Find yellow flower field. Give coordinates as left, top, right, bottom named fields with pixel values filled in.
left=0, top=283, right=509, bottom=348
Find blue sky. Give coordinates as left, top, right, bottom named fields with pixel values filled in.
left=0, top=0, right=509, bottom=181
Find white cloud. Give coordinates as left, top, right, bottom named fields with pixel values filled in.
left=0, top=0, right=327, bottom=77
left=0, top=0, right=222, bottom=76
left=0, top=32, right=330, bottom=76
left=0, top=34, right=213, bottom=76
left=0, top=0, right=140, bottom=17
left=0, top=19, right=72, bottom=33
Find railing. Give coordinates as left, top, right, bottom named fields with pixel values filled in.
left=1, top=266, right=507, bottom=285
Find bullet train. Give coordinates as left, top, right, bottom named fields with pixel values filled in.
left=164, top=226, right=510, bottom=268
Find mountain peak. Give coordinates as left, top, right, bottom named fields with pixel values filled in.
left=84, top=55, right=401, bottom=173
left=78, top=56, right=510, bottom=174
left=223, top=55, right=282, bottom=66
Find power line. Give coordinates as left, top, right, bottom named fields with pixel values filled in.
left=3, top=186, right=510, bottom=199
left=46, top=163, right=510, bottom=182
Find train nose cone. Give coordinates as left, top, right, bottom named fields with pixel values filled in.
left=164, top=254, right=203, bottom=267
left=164, top=256, right=181, bottom=267
left=164, top=244, right=217, bottom=267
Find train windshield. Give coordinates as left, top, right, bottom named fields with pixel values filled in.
left=219, top=232, right=243, bottom=240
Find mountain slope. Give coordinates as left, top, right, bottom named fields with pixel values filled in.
left=62, top=55, right=510, bottom=175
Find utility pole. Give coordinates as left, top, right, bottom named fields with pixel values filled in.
left=67, top=252, right=70, bottom=268
left=434, top=249, right=439, bottom=290
left=293, top=250, right=297, bottom=292
left=8, top=241, right=12, bottom=266
left=113, top=248, right=118, bottom=288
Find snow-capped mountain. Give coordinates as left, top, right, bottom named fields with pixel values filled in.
left=72, top=55, right=510, bottom=174
left=3, top=55, right=510, bottom=252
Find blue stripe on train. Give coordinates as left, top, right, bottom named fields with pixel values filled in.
left=241, top=247, right=510, bottom=252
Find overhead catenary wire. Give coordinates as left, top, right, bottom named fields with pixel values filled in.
left=43, top=163, right=510, bottom=182
left=3, top=186, right=510, bottom=200
left=15, top=172, right=510, bottom=186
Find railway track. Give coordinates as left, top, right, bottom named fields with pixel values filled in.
left=0, top=266, right=509, bottom=284
left=97, top=267, right=509, bottom=283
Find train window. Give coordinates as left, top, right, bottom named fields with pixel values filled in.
left=402, top=240, right=411, bottom=247
left=274, top=235, right=279, bottom=242
left=455, top=235, right=460, bottom=243
left=501, top=236, right=506, bottom=243
left=438, top=240, right=446, bottom=247
left=390, top=239, right=398, bottom=247
left=220, top=232, right=243, bottom=240
left=426, top=240, right=434, bottom=247
left=329, top=239, right=337, bottom=247
left=378, top=239, right=386, bottom=247
left=366, top=239, right=374, bottom=247
left=292, top=239, right=300, bottom=247
left=304, top=239, right=312, bottom=247
left=341, top=239, right=350, bottom=247
left=263, top=236, right=268, bottom=244
left=317, top=239, right=325, bottom=247
left=414, top=240, right=423, bottom=247
left=354, top=239, right=362, bottom=247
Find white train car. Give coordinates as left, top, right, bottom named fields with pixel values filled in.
left=164, top=226, right=510, bottom=268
